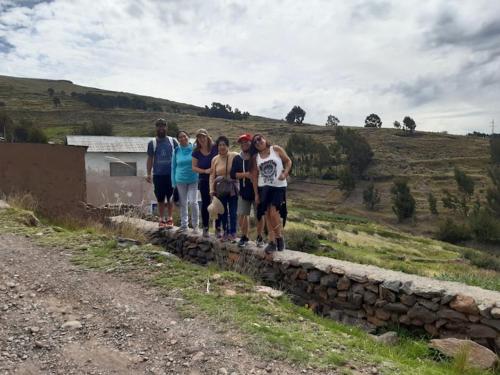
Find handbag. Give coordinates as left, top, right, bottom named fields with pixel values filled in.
left=215, top=156, right=233, bottom=198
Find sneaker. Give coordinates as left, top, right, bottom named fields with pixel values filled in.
left=202, top=228, right=210, bottom=238
left=255, top=235, right=264, bottom=248
left=165, top=218, right=174, bottom=229
left=192, top=227, right=199, bottom=235
left=276, top=237, right=285, bottom=251
left=177, top=226, right=188, bottom=233
left=215, top=229, right=223, bottom=239
left=264, top=241, right=277, bottom=254
left=228, top=234, right=237, bottom=243
left=158, top=219, right=165, bottom=228
left=238, top=235, right=249, bottom=248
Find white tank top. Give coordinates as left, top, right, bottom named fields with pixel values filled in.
left=256, top=146, right=287, bottom=188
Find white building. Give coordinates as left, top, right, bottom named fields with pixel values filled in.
left=66, top=135, right=155, bottom=207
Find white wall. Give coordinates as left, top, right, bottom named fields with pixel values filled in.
left=85, top=152, right=155, bottom=207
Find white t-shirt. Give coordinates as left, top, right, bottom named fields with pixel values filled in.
left=256, top=146, right=287, bottom=188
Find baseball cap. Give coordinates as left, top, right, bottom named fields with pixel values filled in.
left=237, top=133, right=252, bottom=143
left=195, top=128, right=209, bottom=137
left=155, top=118, right=167, bottom=127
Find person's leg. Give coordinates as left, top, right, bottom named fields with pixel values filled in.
left=268, top=205, right=285, bottom=251
left=264, top=209, right=277, bottom=253
left=218, top=195, right=229, bottom=239
left=176, top=183, right=189, bottom=229
left=187, top=182, right=199, bottom=230
left=153, top=175, right=166, bottom=226
left=165, top=176, right=174, bottom=224
left=199, top=180, right=210, bottom=232
left=228, top=195, right=238, bottom=239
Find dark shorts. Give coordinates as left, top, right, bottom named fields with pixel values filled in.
left=257, top=186, right=287, bottom=222
left=153, top=175, right=174, bottom=203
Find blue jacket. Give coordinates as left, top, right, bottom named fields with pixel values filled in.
left=171, top=143, right=198, bottom=187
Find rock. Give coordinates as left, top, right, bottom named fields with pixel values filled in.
left=381, top=280, right=401, bottom=293
left=320, top=274, right=338, bottom=287
left=363, top=291, right=377, bottom=305
left=0, top=200, right=11, bottom=209
left=375, top=309, right=391, bottom=321
left=418, top=299, right=439, bottom=312
left=61, top=320, right=82, bottom=330
left=407, top=304, right=437, bottom=324
left=255, top=285, right=284, bottom=298
left=424, top=323, right=439, bottom=337
left=307, top=270, right=322, bottom=283
left=449, top=294, right=479, bottom=315
left=383, top=303, right=409, bottom=314
left=224, top=289, right=237, bottom=296
left=337, top=276, right=351, bottom=291
left=379, top=287, right=396, bottom=303
left=218, top=368, right=229, bottom=375
left=467, top=324, right=497, bottom=338
left=400, top=294, right=417, bottom=306
left=437, top=308, right=467, bottom=321
left=429, top=338, right=498, bottom=370
left=192, top=351, right=205, bottom=362
left=490, top=307, right=500, bottom=319
left=372, top=331, right=399, bottom=345
left=480, top=317, right=500, bottom=331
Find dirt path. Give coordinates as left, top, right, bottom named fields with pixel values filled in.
left=0, top=234, right=319, bottom=375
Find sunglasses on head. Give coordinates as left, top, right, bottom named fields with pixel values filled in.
left=253, top=136, right=263, bottom=144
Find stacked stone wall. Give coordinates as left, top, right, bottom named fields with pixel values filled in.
left=111, top=217, right=500, bottom=352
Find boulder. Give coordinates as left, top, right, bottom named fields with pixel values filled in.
left=407, top=304, right=437, bottom=324
left=449, top=294, right=479, bottom=315
left=371, top=331, right=399, bottom=345
left=429, top=338, right=498, bottom=370
left=437, top=308, right=467, bottom=321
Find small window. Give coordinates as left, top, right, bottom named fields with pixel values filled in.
left=110, top=162, right=137, bottom=177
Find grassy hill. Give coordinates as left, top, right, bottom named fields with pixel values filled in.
left=0, top=75, right=494, bottom=244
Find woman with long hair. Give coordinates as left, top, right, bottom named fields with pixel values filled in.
left=172, top=130, right=198, bottom=232
left=250, top=134, right=292, bottom=253
left=209, top=136, right=239, bottom=241
left=192, top=129, right=218, bottom=237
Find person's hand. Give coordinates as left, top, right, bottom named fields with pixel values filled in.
left=278, top=172, right=288, bottom=181
left=146, top=175, right=152, bottom=183
left=205, top=168, right=211, bottom=174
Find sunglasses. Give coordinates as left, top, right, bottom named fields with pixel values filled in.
left=253, top=136, right=263, bottom=144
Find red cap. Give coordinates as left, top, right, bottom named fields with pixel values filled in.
left=237, top=133, right=252, bottom=143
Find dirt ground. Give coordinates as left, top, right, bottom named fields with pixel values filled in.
left=0, top=234, right=330, bottom=375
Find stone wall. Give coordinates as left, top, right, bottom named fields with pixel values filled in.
left=110, top=216, right=500, bottom=352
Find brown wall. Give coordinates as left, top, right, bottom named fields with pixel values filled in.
left=0, top=144, right=87, bottom=217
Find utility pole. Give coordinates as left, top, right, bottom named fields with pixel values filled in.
left=492, top=119, right=495, bottom=135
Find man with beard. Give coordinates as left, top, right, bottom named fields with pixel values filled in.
left=230, top=133, right=265, bottom=247
left=146, top=118, right=178, bottom=228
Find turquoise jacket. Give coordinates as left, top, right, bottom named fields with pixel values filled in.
left=171, top=143, right=198, bottom=187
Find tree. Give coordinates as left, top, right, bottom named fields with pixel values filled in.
left=393, top=120, right=401, bottom=130
left=334, top=127, right=373, bottom=176
left=53, top=97, right=61, bottom=107
left=12, top=119, right=48, bottom=143
left=428, top=192, right=438, bottom=215
left=403, top=116, right=416, bottom=133
left=166, top=121, right=179, bottom=137
left=364, top=113, right=382, bottom=128
left=338, top=167, right=355, bottom=195
left=285, top=106, right=306, bottom=125
left=47, top=88, right=54, bottom=97
left=197, top=102, right=250, bottom=120
left=74, top=120, right=113, bottom=136
left=363, top=182, right=381, bottom=210
left=391, top=179, right=416, bottom=222
left=454, top=167, right=474, bottom=198
left=486, top=166, right=500, bottom=218
left=325, top=114, right=339, bottom=127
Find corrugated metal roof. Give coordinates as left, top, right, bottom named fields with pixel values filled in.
left=66, top=136, right=153, bottom=153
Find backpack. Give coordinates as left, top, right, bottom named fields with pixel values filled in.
left=151, top=136, right=178, bottom=155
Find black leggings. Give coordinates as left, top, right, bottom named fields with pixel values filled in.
left=199, top=179, right=211, bottom=229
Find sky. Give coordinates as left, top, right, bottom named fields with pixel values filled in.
left=0, top=0, right=499, bottom=134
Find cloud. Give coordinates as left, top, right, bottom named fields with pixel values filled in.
left=205, top=81, right=254, bottom=95
left=0, top=36, right=14, bottom=53
left=0, top=0, right=498, bottom=135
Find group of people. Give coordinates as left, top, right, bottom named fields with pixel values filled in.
left=146, top=118, right=292, bottom=253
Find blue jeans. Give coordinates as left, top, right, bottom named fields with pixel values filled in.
left=218, top=195, right=238, bottom=235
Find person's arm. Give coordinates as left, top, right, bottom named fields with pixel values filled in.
left=171, top=149, right=177, bottom=188
left=229, top=155, right=239, bottom=180
left=209, top=157, right=217, bottom=196
left=192, top=154, right=211, bottom=175
left=250, top=155, right=259, bottom=202
left=274, top=145, right=292, bottom=180
left=146, top=141, right=154, bottom=183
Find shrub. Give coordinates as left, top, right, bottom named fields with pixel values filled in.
left=338, top=167, right=355, bottom=195
left=428, top=192, right=438, bottom=215
left=285, top=227, right=320, bottom=253
left=363, top=182, right=381, bottom=210
left=436, top=218, right=471, bottom=244
left=468, top=209, right=500, bottom=244
left=462, top=248, right=500, bottom=272
left=391, top=179, right=416, bottom=222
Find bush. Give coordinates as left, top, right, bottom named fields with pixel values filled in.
left=391, top=179, right=416, bottom=222
left=462, top=248, right=500, bottom=272
left=436, top=218, right=471, bottom=244
left=338, top=167, right=355, bottom=195
left=428, top=192, right=438, bottom=215
left=74, top=120, right=113, bottom=136
left=363, top=182, right=381, bottom=210
left=285, top=227, right=320, bottom=253
left=468, top=209, right=500, bottom=244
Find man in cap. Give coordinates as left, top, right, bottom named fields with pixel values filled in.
left=146, top=118, right=178, bottom=228
left=230, top=133, right=265, bottom=247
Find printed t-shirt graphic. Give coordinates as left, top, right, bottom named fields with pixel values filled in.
left=259, top=160, right=278, bottom=184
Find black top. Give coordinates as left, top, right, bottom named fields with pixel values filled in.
left=230, top=153, right=255, bottom=201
